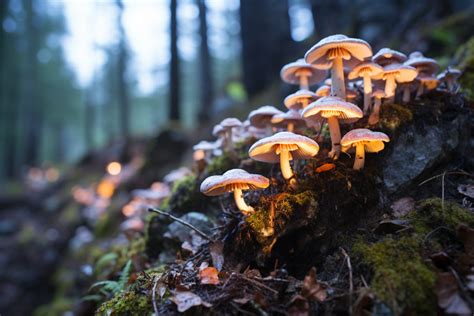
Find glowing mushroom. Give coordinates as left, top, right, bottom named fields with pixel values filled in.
left=302, top=96, right=363, bottom=159
left=219, top=118, right=242, bottom=150
left=415, top=74, right=439, bottom=98
left=249, top=132, right=319, bottom=186
left=348, top=61, right=383, bottom=114
left=372, top=48, right=407, bottom=66
left=280, top=58, right=327, bottom=89
left=372, top=63, right=417, bottom=98
left=271, top=110, right=305, bottom=132
left=193, top=141, right=218, bottom=162
left=341, top=128, right=390, bottom=170
left=200, top=169, right=269, bottom=215
left=368, top=89, right=386, bottom=125
left=315, top=85, right=331, bottom=97
left=404, top=51, right=439, bottom=75
left=248, top=105, right=283, bottom=134
left=305, top=34, right=372, bottom=100
left=284, top=89, right=318, bottom=111
left=437, top=68, right=462, bottom=93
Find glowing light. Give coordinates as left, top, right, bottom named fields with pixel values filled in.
left=97, top=180, right=115, bottom=199
left=193, top=149, right=205, bottom=161
left=106, top=162, right=122, bottom=176
left=45, top=168, right=60, bottom=182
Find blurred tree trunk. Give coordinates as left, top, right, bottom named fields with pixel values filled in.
left=169, top=0, right=180, bottom=122
left=240, top=0, right=295, bottom=97
left=197, top=0, right=213, bottom=124
left=23, top=0, right=42, bottom=167
left=116, top=0, right=130, bottom=138
left=84, top=92, right=94, bottom=150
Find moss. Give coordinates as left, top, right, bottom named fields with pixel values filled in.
left=407, top=198, right=474, bottom=234
left=379, top=103, right=413, bottom=131
left=161, top=174, right=204, bottom=214
left=96, top=290, right=152, bottom=316
left=455, top=36, right=474, bottom=101
left=353, top=236, right=436, bottom=315
left=205, top=153, right=237, bottom=176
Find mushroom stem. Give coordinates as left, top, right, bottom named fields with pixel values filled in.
left=287, top=122, right=294, bottom=132
left=353, top=143, right=365, bottom=170
left=368, top=98, right=382, bottom=125
left=331, top=57, right=346, bottom=99
left=402, top=86, right=410, bottom=103
left=447, top=78, right=454, bottom=92
left=362, top=73, right=372, bottom=114
left=327, top=116, right=341, bottom=160
left=384, top=75, right=397, bottom=97
left=233, top=189, right=253, bottom=214
left=279, top=148, right=294, bottom=180
left=416, top=82, right=424, bottom=98
left=299, top=75, right=309, bottom=90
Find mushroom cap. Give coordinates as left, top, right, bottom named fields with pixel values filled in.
left=200, top=169, right=269, bottom=196
left=280, top=58, right=328, bottom=85
left=220, top=117, right=242, bottom=128
left=348, top=61, right=383, bottom=80
left=346, top=87, right=358, bottom=99
left=212, top=124, right=225, bottom=137
left=248, top=105, right=283, bottom=128
left=372, top=63, right=418, bottom=83
left=302, top=96, right=363, bottom=123
left=193, top=140, right=217, bottom=151
left=341, top=128, right=390, bottom=153
left=372, top=89, right=386, bottom=98
left=372, top=48, right=407, bottom=65
left=248, top=131, right=319, bottom=163
left=404, top=51, right=439, bottom=75
left=305, top=34, right=372, bottom=69
left=315, top=85, right=331, bottom=97
left=417, top=74, right=439, bottom=89
left=437, top=67, right=462, bottom=81
left=271, top=110, right=305, bottom=128
left=284, top=89, right=318, bottom=110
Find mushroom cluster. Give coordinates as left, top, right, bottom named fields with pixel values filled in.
left=193, top=34, right=460, bottom=224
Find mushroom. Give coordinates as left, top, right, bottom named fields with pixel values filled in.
left=348, top=61, right=383, bottom=114
left=399, top=82, right=416, bottom=103
left=372, top=48, right=407, bottom=66
left=193, top=141, right=219, bottom=163
left=437, top=68, right=462, bottom=92
left=341, top=128, right=390, bottom=170
left=284, top=89, right=318, bottom=111
left=302, top=96, right=363, bottom=159
left=271, top=110, right=305, bottom=132
left=346, top=87, right=358, bottom=102
left=280, top=58, right=327, bottom=89
left=163, top=167, right=192, bottom=185
left=218, top=117, right=242, bottom=151
left=415, top=74, right=439, bottom=98
left=368, top=89, right=386, bottom=125
left=305, top=34, right=372, bottom=100
left=315, top=85, right=331, bottom=97
left=248, top=105, right=283, bottom=134
left=249, top=132, right=319, bottom=186
left=404, top=51, right=439, bottom=76
left=372, top=63, right=417, bottom=98
left=200, top=169, right=269, bottom=215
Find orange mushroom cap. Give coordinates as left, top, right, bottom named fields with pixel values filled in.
left=280, top=58, right=327, bottom=85
left=284, top=89, right=318, bottom=110
left=341, top=128, right=390, bottom=153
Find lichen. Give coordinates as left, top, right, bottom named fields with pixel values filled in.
left=96, top=290, right=152, bottom=316
left=353, top=236, right=436, bottom=315
left=378, top=103, right=413, bottom=131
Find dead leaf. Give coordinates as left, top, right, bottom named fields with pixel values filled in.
left=301, top=267, right=327, bottom=303
left=316, top=163, right=336, bottom=173
left=458, top=184, right=474, bottom=199
left=435, top=272, right=472, bottom=315
left=199, top=267, right=219, bottom=285
left=170, top=291, right=211, bottom=312
left=209, top=241, right=224, bottom=271
left=390, top=197, right=415, bottom=217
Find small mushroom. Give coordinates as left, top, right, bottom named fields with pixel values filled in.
left=346, top=87, right=358, bottom=102
left=372, top=48, right=407, bottom=66
left=404, top=51, right=439, bottom=76
left=437, top=67, right=462, bottom=92
left=315, top=85, right=331, bottom=97
left=271, top=110, right=305, bottom=132
left=193, top=141, right=218, bottom=163
left=415, top=74, right=439, bottom=98
left=368, top=89, right=386, bottom=125
left=200, top=169, right=269, bottom=215
left=341, top=128, right=390, bottom=170
left=302, top=96, right=363, bottom=159
left=248, top=105, right=283, bottom=134
left=249, top=132, right=319, bottom=185
left=305, top=34, right=372, bottom=100
left=348, top=61, right=383, bottom=114
left=280, top=58, right=327, bottom=89
left=284, top=89, right=318, bottom=111
left=399, top=82, right=416, bottom=103
left=219, top=118, right=242, bottom=150
left=372, top=63, right=417, bottom=98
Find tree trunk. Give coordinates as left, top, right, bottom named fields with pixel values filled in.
left=84, top=92, right=94, bottom=150
left=116, top=0, right=130, bottom=138
left=169, top=0, right=180, bottom=122
left=197, top=0, right=213, bottom=124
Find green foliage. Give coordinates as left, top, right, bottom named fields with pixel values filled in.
left=90, top=259, right=132, bottom=296
left=96, top=290, right=152, bottom=316
left=455, top=36, right=474, bottom=101
left=353, top=236, right=436, bottom=315
left=161, top=174, right=204, bottom=213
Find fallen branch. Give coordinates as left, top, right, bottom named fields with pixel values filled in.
left=148, top=208, right=215, bottom=242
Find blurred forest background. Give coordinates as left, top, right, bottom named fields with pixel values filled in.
left=1, top=0, right=473, bottom=188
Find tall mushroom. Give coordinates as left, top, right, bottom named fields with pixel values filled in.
left=248, top=105, right=283, bottom=135
left=302, top=96, right=363, bottom=159
left=200, top=169, right=269, bottom=215
left=284, top=89, right=318, bottom=111
left=249, top=132, right=319, bottom=186
left=348, top=61, right=383, bottom=114
left=341, top=129, right=390, bottom=170
left=280, top=58, right=327, bottom=89
left=271, top=110, right=305, bottom=132
left=372, top=63, right=417, bottom=98
left=437, top=68, right=462, bottom=93
left=368, top=89, right=386, bottom=125
left=305, top=34, right=372, bottom=100
left=372, top=48, right=407, bottom=66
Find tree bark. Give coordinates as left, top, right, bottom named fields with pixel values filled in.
left=169, top=0, right=180, bottom=122
left=197, top=0, right=213, bottom=124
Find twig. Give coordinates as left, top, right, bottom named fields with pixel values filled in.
left=238, top=275, right=279, bottom=295
left=148, top=208, right=215, bottom=242
left=360, top=275, right=368, bottom=288
left=340, top=248, right=353, bottom=315
left=418, top=170, right=472, bottom=186
left=441, top=171, right=446, bottom=213
left=152, top=275, right=159, bottom=316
